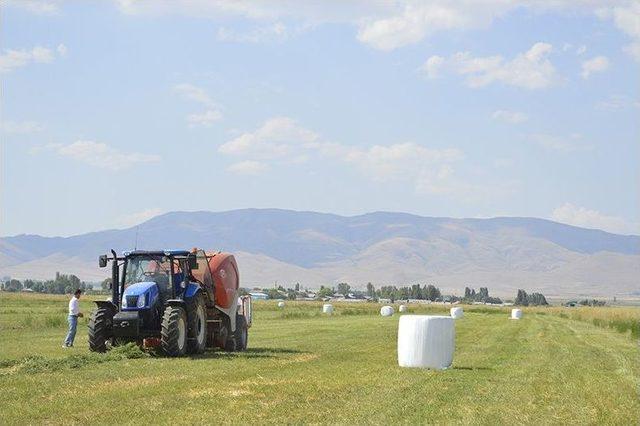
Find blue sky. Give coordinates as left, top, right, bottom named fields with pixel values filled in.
left=1, top=1, right=638, bottom=237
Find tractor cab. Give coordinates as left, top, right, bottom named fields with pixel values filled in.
left=121, top=252, right=187, bottom=308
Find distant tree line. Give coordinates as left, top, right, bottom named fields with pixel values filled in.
left=514, top=289, right=548, bottom=306
left=463, top=287, right=503, bottom=304
left=578, top=299, right=606, bottom=307
left=1, top=273, right=91, bottom=294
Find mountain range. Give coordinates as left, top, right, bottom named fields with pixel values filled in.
left=1, top=209, right=638, bottom=297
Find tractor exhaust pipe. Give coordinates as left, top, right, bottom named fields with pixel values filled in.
left=111, top=249, right=119, bottom=306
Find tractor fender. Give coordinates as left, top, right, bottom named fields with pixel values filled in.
left=183, top=282, right=202, bottom=300
left=94, top=300, right=117, bottom=312
left=165, top=299, right=187, bottom=308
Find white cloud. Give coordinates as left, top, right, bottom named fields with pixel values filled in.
left=4, top=0, right=59, bottom=15
left=0, top=46, right=62, bottom=73
left=597, top=3, right=640, bottom=62
left=356, top=2, right=520, bottom=51
left=111, top=1, right=640, bottom=57
left=219, top=116, right=318, bottom=159
left=173, top=83, right=216, bottom=108
left=118, top=208, right=163, bottom=227
left=187, top=110, right=222, bottom=128
left=227, top=160, right=269, bottom=175
left=217, top=22, right=289, bottom=43
left=56, top=44, right=68, bottom=56
left=596, top=94, right=640, bottom=110
left=0, top=120, right=43, bottom=134
left=576, top=44, right=587, bottom=55
left=492, top=110, right=528, bottom=124
left=551, top=203, right=639, bottom=235
left=421, top=55, right=444, bottom=78
left=218, top=116, right=487, bottom=197
left=423, top=43, right=559, bottom=89
left=174, top=83, right=222, bottom=127
left=41, top=140, right=161, bottom=171
left=581, top=55, right=610, bottom=79
left=323, top=142, right=463, bottom=183
left=529, top=133, right=592, bottom=153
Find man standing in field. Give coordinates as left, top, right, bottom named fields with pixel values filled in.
left=63, top=289, right=83, bottom=348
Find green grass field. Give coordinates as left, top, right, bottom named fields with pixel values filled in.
left=1, top=293, right=638, bottom=424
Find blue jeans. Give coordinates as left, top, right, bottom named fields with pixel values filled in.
left=64, top=315, right=78, bottom=346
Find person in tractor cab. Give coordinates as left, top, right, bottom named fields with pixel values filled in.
left=62, top=289, right=83, bottom=348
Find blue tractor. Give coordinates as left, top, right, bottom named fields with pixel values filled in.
left=89, top=249, right=251, bottom=356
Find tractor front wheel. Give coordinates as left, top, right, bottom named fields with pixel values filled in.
left=161, top=305, right=188, bottom=357
left=88, top=307, right=114, bottom=353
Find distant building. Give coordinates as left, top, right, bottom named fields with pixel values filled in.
left=249, top=292, right=268, bottom=300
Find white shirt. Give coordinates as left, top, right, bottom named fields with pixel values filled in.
left=69, top=296, right=80, bottom=316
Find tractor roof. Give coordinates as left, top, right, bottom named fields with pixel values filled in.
left=122, top=249, right=191, bottom=257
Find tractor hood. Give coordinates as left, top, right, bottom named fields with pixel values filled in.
left=123, top=281, right=156, bottom=297
left=122, top=281, right=160, bottom=310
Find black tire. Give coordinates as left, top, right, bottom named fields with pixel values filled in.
left=235, top=315, right=248, bottom=351
left=222, top=316, right=236, bottom=352
left=186, top=293, right=207, bottom=354
left=161, top=305, right=188, bottom=357
left=88, top=307, right=113, bottom=353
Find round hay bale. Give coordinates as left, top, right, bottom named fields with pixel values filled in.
left=277, top=301, right=285, bottom=308
left=322, top=303, right=334, bottom=314
left=397, top=315, right=455, bottom=370
left=380, top=305, right=394, bottom=316
left=399, top=304, right=408, bottom=313
left=450, top=307, right=463, bottom=319
left=511, top=308, right=522, bottom=320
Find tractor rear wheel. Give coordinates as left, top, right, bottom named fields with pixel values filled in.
left=88, top=307, right=114, bottom=353
left=235, top=314, right=248, bottom=351
left=222, top=316, right=236, bottom=352
left=186, top=294, right=207, bottom=354
left=161, top=305, right=188, bottom=357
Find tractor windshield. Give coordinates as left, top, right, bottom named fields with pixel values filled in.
left=124, top=255, right=174, bottom=288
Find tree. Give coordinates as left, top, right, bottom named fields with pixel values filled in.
left=366, top=282, right=375, bottom=297
left=294, top=282, right=300, bottom=292
left=464, top=287, right=471, bottom=298
left=337, top=282, right=351, bottom=296
left=410, top=284, right=422, bottom=299
left=3, top=279, right=23, bottom=292
left=286, top=288, right=297, bottom=300
left=101, top=278, right=112, bottom=291
left=515, top=289, right=529, bottom=306
left=316, top=286, right=334, bottom=299
left=528, top=292, right=548, bottom=306
left=424, top=284, right=441, bottom=301
left=265, top=288, right=283, bottom=299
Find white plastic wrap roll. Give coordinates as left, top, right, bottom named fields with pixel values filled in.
left=397, top=315, right=455, bottom=370
left=380, top=305, right=394, bottom=316
left=399, top=304, right=408, bottom=313
left=511, top=308, right=522, bottom=319
left=450, top=307, right=464, bottom=319
left=277, top=301, right=285, bottom=308
left=322, top=303, right=334, bottom=314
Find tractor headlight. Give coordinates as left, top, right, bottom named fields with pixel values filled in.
left=137, top=293, right=146, bottom=308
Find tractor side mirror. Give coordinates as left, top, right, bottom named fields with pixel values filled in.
left=188, top=254, right=198, bottom=270
left=98, top=255, right=108, bottom=268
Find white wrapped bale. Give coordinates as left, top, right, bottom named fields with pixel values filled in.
left=322, top=303, right=334, bottom=314
left=399, top=304, right=408, bottom=313
left=450, top=307, right=464, bottom=319
left=397, top=315, right=455, bottom=370
left=380, top=306, right=394, bottom=316
left=277, top=301, right=285, bottom=308
left=511, top=308, right=523, bottom=319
